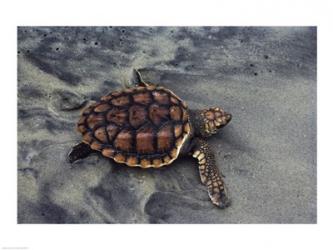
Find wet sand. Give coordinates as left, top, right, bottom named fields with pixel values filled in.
left=17, top=27, right=316, bottom=223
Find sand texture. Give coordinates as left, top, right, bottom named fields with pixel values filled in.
left=17, top=27, right=316, bottom=223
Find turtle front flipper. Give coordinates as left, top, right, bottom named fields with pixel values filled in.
left=134, top=69, right=148, bottom=87
left=68, top=142, right=94, bottom=163
left=192, top=138, right=230, bottom=208
left=128, top=69, right=152, bottom=87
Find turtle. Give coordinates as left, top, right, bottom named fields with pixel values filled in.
left=68, top=70, right=232, bottom=208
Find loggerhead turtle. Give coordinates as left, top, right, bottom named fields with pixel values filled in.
left=69, top=70, right=232, bottom=208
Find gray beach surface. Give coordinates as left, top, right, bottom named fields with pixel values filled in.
left=17, top=27, right=316, bottom=223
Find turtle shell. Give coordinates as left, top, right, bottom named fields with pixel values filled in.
left=77, top=85, right=191, bottom=168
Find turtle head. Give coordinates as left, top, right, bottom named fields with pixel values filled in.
left=200, top=107, right=232, bottom=137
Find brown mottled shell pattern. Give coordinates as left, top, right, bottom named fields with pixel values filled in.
left=77, top=85, right=190, bottom=168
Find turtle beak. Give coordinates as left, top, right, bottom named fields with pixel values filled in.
left=225, top=113, right=232, bottom=123
left=215, top=112, right=232, bottom=129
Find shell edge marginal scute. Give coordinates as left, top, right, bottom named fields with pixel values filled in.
left=76, top=85, right=191, bottom=168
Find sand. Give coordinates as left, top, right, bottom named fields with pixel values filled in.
left=17, top=27, right=316, bottom=223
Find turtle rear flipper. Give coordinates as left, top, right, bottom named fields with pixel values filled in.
left=68, top=142, right=94, bottom=163
left=192, top=138, right=230, bottom=208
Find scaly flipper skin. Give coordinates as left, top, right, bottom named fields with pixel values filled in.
left=192, top=138, right=230, bottom=208
left=68, top=142, right=94, bottom=163
left=69, top=69, right=232, bottom=208
left=134, top=69, right=149, bottom=87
